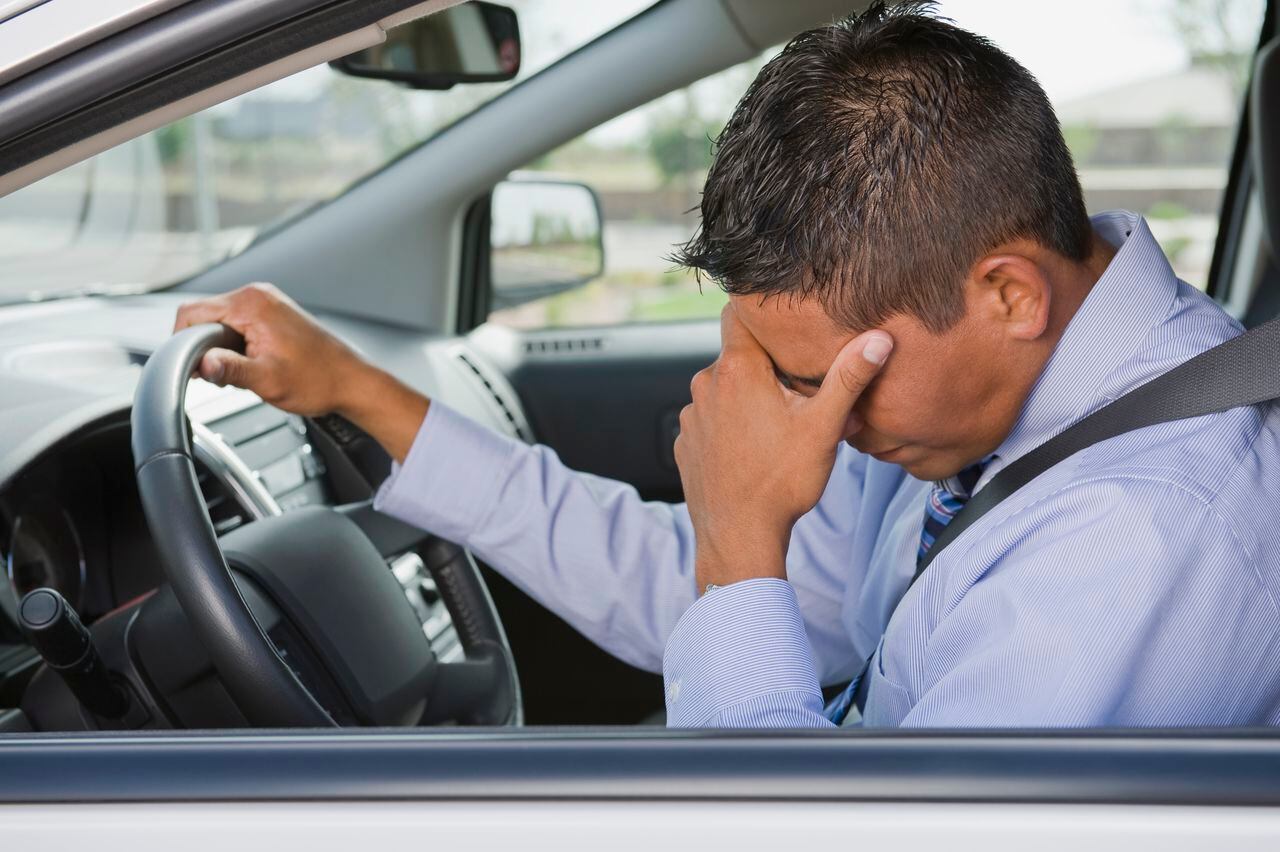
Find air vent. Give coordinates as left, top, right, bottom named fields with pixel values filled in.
left=522, top=335, right=604, bottom=355
left=454, top=351, right=531, bottom=441
left=202, top=402, right=330, bottom=512
left=195, top=461, right=247, bottom=535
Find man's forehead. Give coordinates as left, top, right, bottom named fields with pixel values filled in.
left=729, top=294, right=844, bottom=387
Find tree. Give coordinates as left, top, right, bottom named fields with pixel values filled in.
left=1164, top=0, right=1262, bottom=99
left=646, top=118, right=719, bottom=186
left=154, top=121, right=193, bottom=165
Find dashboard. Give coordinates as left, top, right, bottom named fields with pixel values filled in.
left=0, top=292, right=529, bottom=711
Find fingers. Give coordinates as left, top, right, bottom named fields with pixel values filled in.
left=812, top=330, right=893, bottom=422
left=174, top=282, right=284, bottom=333
left=174, top=295, right=230, bottom=332
left=199, top=348, right=263, bottom=390
left=717, top=303, right=767, bottom=361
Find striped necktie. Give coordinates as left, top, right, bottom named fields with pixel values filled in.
left=917, top=461, right=987, bottom=563
left=824, top=459, right=990, bottom=725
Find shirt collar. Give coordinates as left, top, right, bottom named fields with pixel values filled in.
left=985, top=211, right=1180, bottom=476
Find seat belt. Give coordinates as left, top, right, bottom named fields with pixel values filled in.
left=917, top=312, right=1280, bottom=574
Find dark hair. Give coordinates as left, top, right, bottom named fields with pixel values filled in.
left=672, top=1, right=1092, bottom=332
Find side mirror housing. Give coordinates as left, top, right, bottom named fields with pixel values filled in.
left=330, top=2, right=520, bottom=90
left=488, top=176, right=605, bottom=311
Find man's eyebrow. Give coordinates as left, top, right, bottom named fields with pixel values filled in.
left=771, top=361, right=825, bottom=389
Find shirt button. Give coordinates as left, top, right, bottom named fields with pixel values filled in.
left=666, top=680, right=681, bottom=703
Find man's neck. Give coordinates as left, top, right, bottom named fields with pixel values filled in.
left=1044, top=232, right=1119, bottom=344
left=964, top=231, right=1120, bottom=471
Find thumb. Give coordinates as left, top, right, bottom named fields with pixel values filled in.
left=812, top=330, right=893, bottom=422
left=200, top=348, right=261, bottom=390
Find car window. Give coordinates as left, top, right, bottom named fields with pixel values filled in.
left=487, top=58, right=762, bottom=329
left=0, top=0, right=656, bottom=303
left=488, top=0, right=1266, bottom=331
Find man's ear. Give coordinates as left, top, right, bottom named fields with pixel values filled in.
left=969, top=252, right=1052, bottom=341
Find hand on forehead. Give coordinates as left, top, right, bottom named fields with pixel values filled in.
left=719, top=301, right=768, bottom=358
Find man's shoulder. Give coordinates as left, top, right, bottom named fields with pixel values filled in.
left=1076, top=400, right=1269, bottom=505
left=1025, top=281, right=1271, bottom=542
left=966, top=400, right=1280, bottom=604
left=1075, top=281, right=1277, bottom=527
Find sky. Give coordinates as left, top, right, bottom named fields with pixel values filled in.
left=939, top=0, right=1257, bottom=102
left=591, top=0, right=1263, bottom=145
left=236, top=0, right=1266, bottom=145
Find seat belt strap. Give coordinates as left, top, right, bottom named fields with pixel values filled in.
left=917, top=314, right=1280, bottom=573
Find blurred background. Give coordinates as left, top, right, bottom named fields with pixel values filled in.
left=0, top=0, right=1264, bottom=329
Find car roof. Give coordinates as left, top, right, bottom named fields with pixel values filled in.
left=0, top=0, right=465, bottom=196
left=0, top=0, right=189, bottom=87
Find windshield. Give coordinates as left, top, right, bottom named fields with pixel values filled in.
left=0, top=0, right=654, bottom=303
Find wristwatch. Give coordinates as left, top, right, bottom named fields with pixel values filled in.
left=703, top=583, right=723, bottom=596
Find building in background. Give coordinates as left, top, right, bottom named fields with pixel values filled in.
left=1058, top=60, right=1243, bottom=286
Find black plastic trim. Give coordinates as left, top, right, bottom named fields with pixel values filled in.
left=328, top=0, right=521, bottom=90
left=1207, top=0, right=1275, bottom=299
left=2, top=729, right=1280, bottom=804
left=456, top=191, right=493, bottom=334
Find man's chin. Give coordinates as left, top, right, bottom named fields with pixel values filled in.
left=859, top=442, right=921, bottom=469
left=862, top=444, right=957, bottom=482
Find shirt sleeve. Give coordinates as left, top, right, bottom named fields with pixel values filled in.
left=662, top=578, right=833, bottom=727
left=374, top=401, right=871, bottom=681
left=374, top=401, right=698, bottom=672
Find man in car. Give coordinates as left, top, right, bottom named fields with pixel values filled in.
left=173, top=3, right=1280, bottom=727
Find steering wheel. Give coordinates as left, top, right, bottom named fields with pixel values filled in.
left=130, top=323, right=520, bottom=727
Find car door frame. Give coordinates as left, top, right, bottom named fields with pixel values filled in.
left=4, top=726, right=1280, bottom=805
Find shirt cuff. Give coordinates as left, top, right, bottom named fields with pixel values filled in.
left=373, top=401, right=518, bottom=543
left=662, top=578, right=822, bottom=727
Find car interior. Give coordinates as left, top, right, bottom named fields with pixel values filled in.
left=0, top=0, right=1277, bottom=737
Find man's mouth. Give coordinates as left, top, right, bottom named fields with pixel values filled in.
left=862, top=443, right=906, bottom=461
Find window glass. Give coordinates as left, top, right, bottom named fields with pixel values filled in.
left=490, top=0, right=1264, bottom=330
left=489, top=57, right=767, bottom=329
left=941, top=0, right=1264, bottom=290
left=0, top=0, right=655, bottom=303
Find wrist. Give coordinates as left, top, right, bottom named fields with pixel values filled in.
left=333, top=356, right=386, bottom=422
left=693, top=528, right=789, bottom=591
left=334, top=361, right=430, bottom=463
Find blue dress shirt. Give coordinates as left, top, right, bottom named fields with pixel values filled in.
left=376, top=211, right=1280, bottom=728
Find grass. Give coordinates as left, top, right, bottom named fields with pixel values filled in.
left=632, top=284, right=728, bottom=322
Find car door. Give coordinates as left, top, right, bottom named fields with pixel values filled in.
left=5, top=728, right=1280, bottom=850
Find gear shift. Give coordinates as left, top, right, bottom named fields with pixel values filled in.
left=18, top=587, right=129, bottom=719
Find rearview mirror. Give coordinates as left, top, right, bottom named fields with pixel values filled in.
left=489, top=177, right=605, bottom=311
left=330, top=2, right=520, bottom=90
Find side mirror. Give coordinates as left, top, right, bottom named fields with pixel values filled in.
left=488, top=177, right=605, bottom=311
left=330, top=1, right=520, bottom=90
